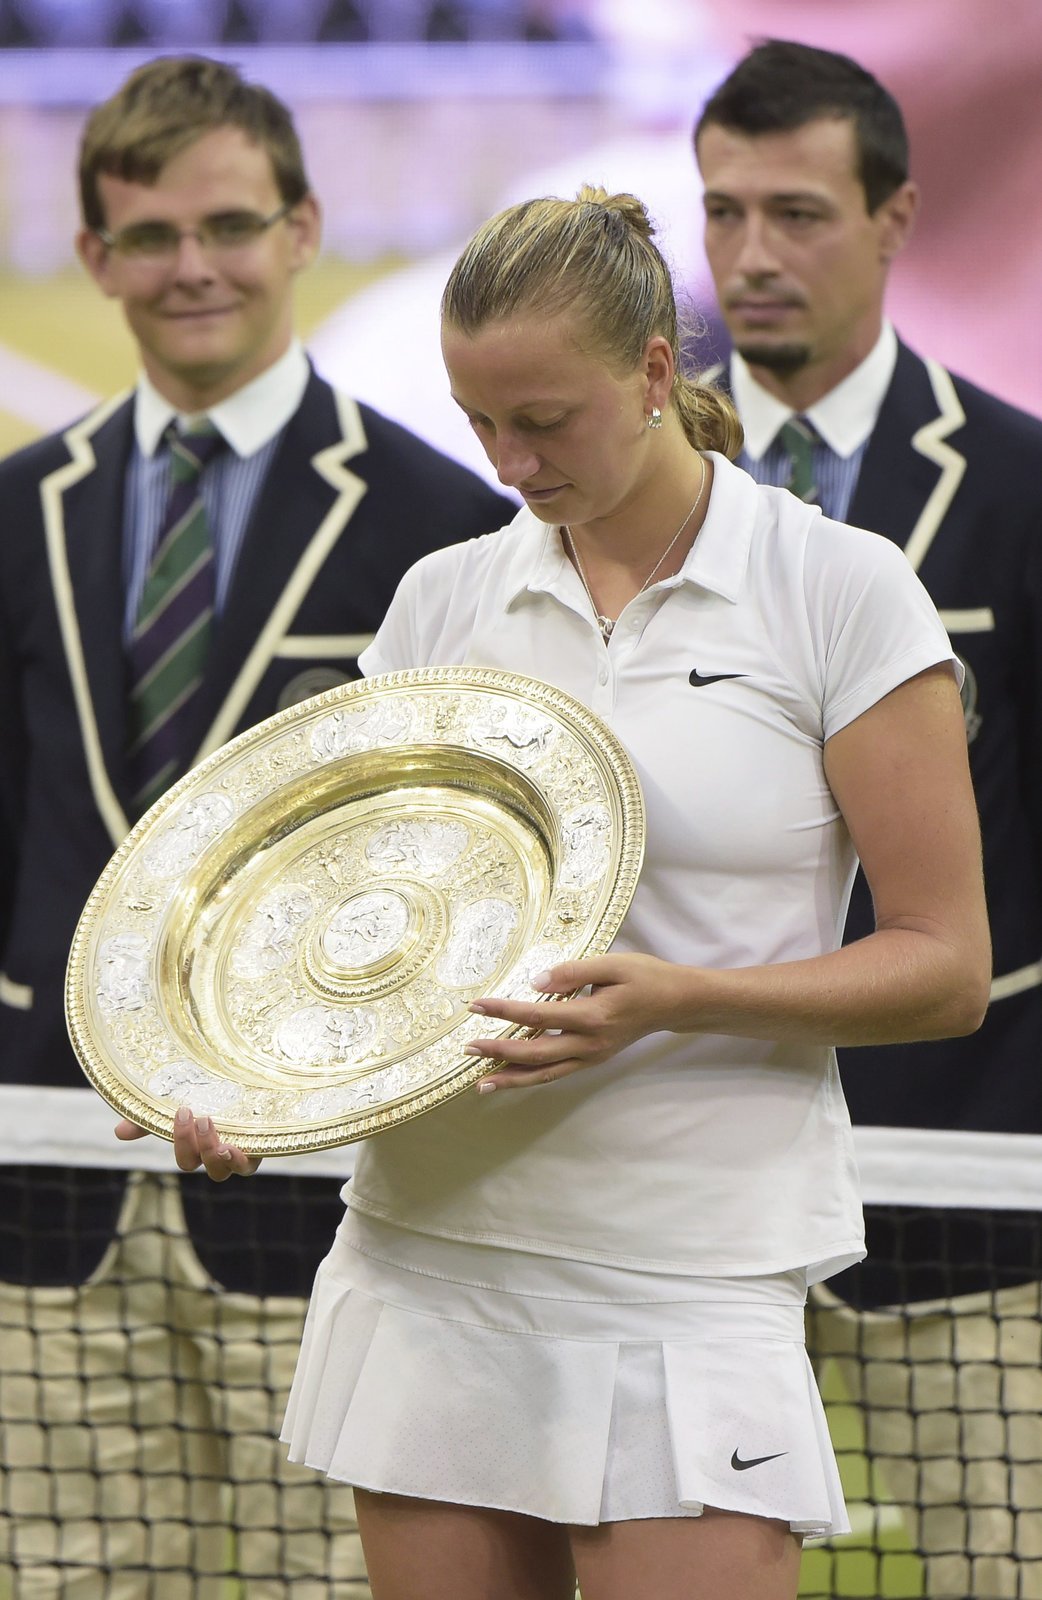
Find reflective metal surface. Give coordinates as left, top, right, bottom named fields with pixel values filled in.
left=66, top=668, right=645, bottom=1155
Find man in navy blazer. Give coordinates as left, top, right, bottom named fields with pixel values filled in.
left=0, top=55, right=514, bottom=1598
left=695, top=40, right=1042, bottom=1600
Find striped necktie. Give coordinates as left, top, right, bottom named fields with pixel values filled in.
left=777, top=415, right=820, bottom=505
left=126, top=421, right=225, bottom=818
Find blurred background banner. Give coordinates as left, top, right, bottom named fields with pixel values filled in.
left=0, top=0, right=1039, bottom=475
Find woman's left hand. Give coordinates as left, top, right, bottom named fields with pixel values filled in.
left=466, top=952, right=681, bottom=1090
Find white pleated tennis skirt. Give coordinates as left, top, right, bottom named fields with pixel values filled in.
left=282, top=1208, right=849, bottom=1538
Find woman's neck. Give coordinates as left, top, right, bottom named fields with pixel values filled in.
left=562, top=447, right=713, bottom=631
left=564, top=447, right=711, bottom=578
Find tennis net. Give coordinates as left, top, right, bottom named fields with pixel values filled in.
left=3, top=1090, right=1041, bottom=1599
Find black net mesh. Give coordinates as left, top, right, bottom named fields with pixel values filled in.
left=2, top=1169, right=1040, bottom=1597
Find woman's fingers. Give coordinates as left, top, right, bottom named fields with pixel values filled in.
left=487, top=1063, right=581, bottom=1087
left=173, top=1106, right=261, bottom=1181
left=172, top=1106, right=203, bottom=1171
left=467, top=1013, right=602, bottom=1089
left=466, top=953, right=678, bottom=1091
left=526, top=957, right=620, bottom=995
left=478, top=1056, right=585, bottom=1091
left=466, top=978, right=614, bottom=1092
left=470, top=995, right=571, bottom=1029
left=466, top=1031, right=578, bottom=1067
left=113, top=1107, right=260, bottom=1179
left=114, top=1118, right=150, bottom=1141
left=207, top=1143, right=262, bottom=1180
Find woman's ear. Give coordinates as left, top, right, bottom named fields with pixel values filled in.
left=643, top=334, right=676, bottom=413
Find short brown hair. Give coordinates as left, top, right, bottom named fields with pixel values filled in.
left=79, top=55, right=311, bottom=230
left=442, top=185, right=743, bottom=457
left=695, top=40, right=909, bottom=214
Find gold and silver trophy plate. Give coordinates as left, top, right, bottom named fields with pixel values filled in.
left=66, top=668, right=646, bottom=1155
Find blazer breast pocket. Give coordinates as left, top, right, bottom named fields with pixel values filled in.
left=271, top=633, right=376, bottom=711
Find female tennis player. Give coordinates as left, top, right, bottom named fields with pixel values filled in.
left=127, top=187, right=990, bottom=1600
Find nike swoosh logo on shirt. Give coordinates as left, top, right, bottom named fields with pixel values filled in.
left=689, top=669, right=748, bottom=688
left=731, top=1449, right=788, bottom=1471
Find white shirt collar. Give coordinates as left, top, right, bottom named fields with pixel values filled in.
left=133, top=339, right=310, bottom=458
left=731, top=322, right=898, bottom=462
left=669, top=452, right=756, bottom=602
left=503, top=451, right=757, bottom=612
left=501, top=508, right=569, bottom=605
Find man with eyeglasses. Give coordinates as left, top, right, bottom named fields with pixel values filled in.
left=0, top=54, right=514, bottom=1599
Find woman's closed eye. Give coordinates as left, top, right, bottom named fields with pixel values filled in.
left=465, top=412, right=567, bottom=436
left=520, top=415, right=567, bottom=433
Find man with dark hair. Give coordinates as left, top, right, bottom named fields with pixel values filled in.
left=697, top=36, right=911, bottom=212
left=0, top=54, right=514, bottom=1598
left=695, top=38, right=1042, bottom=1600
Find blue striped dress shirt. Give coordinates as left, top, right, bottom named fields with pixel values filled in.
left=738, top=433, right=868, bottom=526
left=122, top=341, right=311, bottom=639
left=727, top=323, right=899, bottom=529
left=123, top=435, right=280, bottom=632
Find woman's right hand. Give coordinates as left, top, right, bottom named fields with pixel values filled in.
left=115, top=1108, right=261, bottom=1181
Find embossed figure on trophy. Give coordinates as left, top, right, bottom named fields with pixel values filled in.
left=144, top=793, right=237, bottom=880
left=437, top=898, right=521, bottom=989
left=448, top=844, right=517, bottom=902
left=363, top=818, right=470, bottom=878
left=231, top=888, right=315, bottom=979
left=309, top=701, right=414, bottom=762
left=560, top=804, right=613, bottom=890
left=275, top=1003, right=381, bottom=1068
left=96, top=933, right=152, bottom=1015
left=321, top=891, right=412, bottom=971
left=472, top=703, right=557, bottom=759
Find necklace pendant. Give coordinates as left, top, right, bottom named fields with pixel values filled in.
left=598, top=614, right=614, bottom=640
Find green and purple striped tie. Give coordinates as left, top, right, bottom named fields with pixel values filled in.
left=778, top=415, right=820, bottom=505
left=127, top=421, right=224, bottom=818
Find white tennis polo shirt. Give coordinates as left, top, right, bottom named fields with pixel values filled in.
left=352, top=452, right=957, bottom=1283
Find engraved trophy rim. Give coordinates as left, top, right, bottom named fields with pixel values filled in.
left=65, top=667, right=646, bottom=1157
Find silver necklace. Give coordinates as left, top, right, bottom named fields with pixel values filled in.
left=563, top=454, right=708, bottom=643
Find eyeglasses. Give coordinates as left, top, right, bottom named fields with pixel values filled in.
left=96, top=202, right=294, bottom=261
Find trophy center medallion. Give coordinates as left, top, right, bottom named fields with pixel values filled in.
left=320, top=888, right=413, bottom=976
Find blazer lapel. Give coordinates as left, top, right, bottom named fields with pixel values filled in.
left=701, top=360, right=731, bottom=406
left=847, top=341, right=968, bottom=572
left=709, top=342, right=970, bottom=575
left=191, top=372, right=369, bottom=762
left=41, top=394, right=135, bottom=847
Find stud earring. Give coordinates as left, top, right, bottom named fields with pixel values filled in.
left=646, top=407, right=663, bottom=430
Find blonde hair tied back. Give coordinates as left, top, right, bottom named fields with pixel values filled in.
left=442, top=184, right=743, bottom=459
left=575, top=182, right=655, bottom=240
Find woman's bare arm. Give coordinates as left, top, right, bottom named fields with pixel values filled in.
left=468, top=665, right=991, bottom=1087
